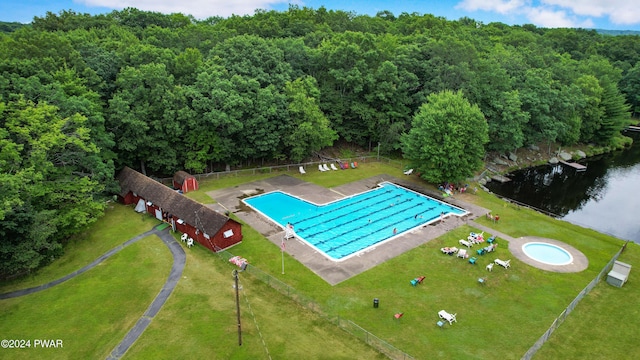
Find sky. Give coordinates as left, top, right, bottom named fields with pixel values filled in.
left=2, top=0, right=640, bottom=31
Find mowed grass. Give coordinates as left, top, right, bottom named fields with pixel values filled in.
left=0, top=202, right=157, bottom=294
left=0, top=162, right=634, bottom=359
left=126, top=230, right=385, bottom=360
left=0, top=235, right=171, bottom=359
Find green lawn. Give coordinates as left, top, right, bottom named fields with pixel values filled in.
left=0, top=234, right=171, bottom=359
left=0, top=163, right=633, bottom=359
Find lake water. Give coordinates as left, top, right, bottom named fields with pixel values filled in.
left=486, top=132, right=640, bottom=243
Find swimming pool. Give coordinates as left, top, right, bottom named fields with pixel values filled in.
left=243, top=182, right=468, bottom=261
left=522, top=242, right=573, bottom=265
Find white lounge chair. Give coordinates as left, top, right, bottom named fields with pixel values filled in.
left=459, top=239, right=472, bottom=248
left=299, top=166, right=306, bottom=174
left=494, top=259, right=511, bottom=268
left=318, top=164, right=326, bottom=172
left=330, top=163, right=339, bottom=171
left=457, top=249, right=467, bottom=259
left=438, top=310, right=457, bottom=325
left=322, top=164, right=330, bottom=171
left=403, top=168, right=414, bottom=175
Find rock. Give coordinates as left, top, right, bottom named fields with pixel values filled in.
left=508, top=152, right=518, bottom=162
left=479, top=178, right=487, bottom=185
left=575, top=150, right=586, bottom=159
left=558, top=151, right=572, bottom=161
left=549, top=157, right=559, bottom=164
left=493, top=157, right=508, bottom=166
left=529, top=144, right=540, bottom=151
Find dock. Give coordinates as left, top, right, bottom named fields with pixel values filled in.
left=626, top=125, right=640, bottom=132
left=559, top=160, right=587, bottom=171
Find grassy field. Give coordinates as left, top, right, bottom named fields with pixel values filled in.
left=0, top=162, right=635, bottom=359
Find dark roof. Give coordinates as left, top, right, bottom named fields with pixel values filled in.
left=118, top=167, right=230, bottom=235
left=173, top=170, right=195, bottom=184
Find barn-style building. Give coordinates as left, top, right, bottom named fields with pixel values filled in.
left=173, top=170, right=198, bottom=193
left=117, top=166, right=242, bottom=252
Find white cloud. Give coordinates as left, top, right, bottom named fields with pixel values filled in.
left=526, top=7, right=594, bottom=29
left=77, top=0, right=292, bottom=18
left=541, top=0, right=640, bottom=25
left=456, top=0, right=530, bottom=15
left=456, top=0, right=630, bottom=28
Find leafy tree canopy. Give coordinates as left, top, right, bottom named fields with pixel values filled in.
left=401, top=90, right=488, bottom=184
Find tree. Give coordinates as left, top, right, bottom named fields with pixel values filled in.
left=284, top=76, right=337, bottom=162
left=620, top=64, right=640, bottom=118
left=401, top=90, right=488, bottom=184
left=1, top=98, right=105, bottom=277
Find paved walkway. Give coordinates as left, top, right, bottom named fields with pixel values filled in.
left=0, top=224, right=186, bottom=360
left=0, top=227, right=160, bottom=300
left=107, top=228, right=186, bottom=359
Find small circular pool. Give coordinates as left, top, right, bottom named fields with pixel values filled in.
left=522, top=242, right=573, bottom=266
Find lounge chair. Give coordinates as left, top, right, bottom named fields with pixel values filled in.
left=440, top=246, right=458, bottom=255
left=351, top=161, right=358, bottom=168
left=299, top=166, right=306, bottom=174
left=342, top=162, right=349, bottom=169
left=323, top=164, right=330, bottom=171
left=330, top=163, right=339, bottom=171
left=403, top=168, right=414, bottom=175
left=438, top=310, right=457, bottom=325
left=457, top=249, right=468, bottom=259
left=459, top=239, right=472, bottom=248
left=494, top=259, right=511, bottom=269
left=318, top=164, right=326, bottom=172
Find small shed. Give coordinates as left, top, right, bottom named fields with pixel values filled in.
left=606, top=261, right=632, bottom=288
left=173, top=171, right=198, bottom=193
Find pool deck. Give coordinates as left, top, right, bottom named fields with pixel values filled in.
left=208, top=174, right=490, bottom=285
left=207, top=174, right=588, bottom=284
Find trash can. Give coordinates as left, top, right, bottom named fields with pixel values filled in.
left=373, top=298, right=379, bottom=308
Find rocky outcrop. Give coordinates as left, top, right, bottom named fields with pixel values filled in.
left=558, top=151, right=572, bottom=161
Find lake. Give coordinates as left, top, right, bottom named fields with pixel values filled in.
left=486, top=132, right=640, bottom=243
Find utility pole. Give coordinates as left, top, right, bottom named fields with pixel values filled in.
left=233, top=269, right=242, bottom=346
left=377, top=142, right=381, bottom=160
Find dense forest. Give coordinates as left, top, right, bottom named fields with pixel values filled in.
left=1, top=6, right=639, bottom=277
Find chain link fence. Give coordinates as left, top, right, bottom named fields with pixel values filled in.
left=521, top=242, right=629, bottom=359
left=216, top=248, right=414, bottom=360
left=155, top=156, right=406, bottom=185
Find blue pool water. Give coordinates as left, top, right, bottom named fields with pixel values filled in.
left=243, top=182, right=468, bottom=261
left=522, top=242, right=573, bottom=265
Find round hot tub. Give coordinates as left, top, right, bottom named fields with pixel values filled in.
left=522, top=242, right=573, bottom=266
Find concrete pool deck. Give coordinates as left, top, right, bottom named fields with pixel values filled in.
left=207, top=174, right=490, bottom=285
left=207, top=174, right=587, bottom=284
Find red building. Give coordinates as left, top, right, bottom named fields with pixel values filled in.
left=117, top=167, right=242, bottom=252
left=173, top=170, right=198, bottom=193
